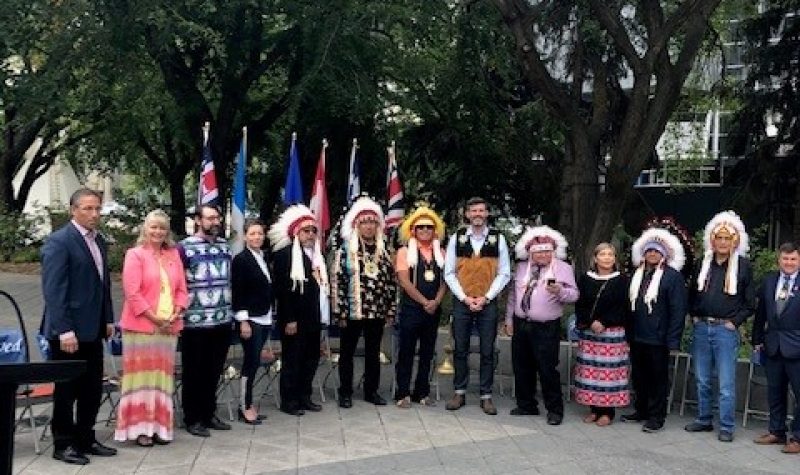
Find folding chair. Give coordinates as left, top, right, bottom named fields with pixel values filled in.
left=254, top=325, right=282, bottom=409
left=101, top=324, right=123, bottom=425
left=667, top=352, right=691, bottom=414
left=216, top=331, right=244, bottom=421
left=742, top=359, right=773, bottom=428
left=2, top=292, right=54, bottom=455
left=318, top=326, right=341, bottom=400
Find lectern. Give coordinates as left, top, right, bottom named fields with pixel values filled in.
left=0, top=290, right=86, bottom=475
left=1, top=361, right=85, bottom=474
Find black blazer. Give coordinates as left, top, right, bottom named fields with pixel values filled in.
left=231, top=249, right=274, bottom=318
left=271, top=246, right=321, bottom=330
left=753, top=271, right=800, bottom=359
left=41, top=223, right=114, bottom=341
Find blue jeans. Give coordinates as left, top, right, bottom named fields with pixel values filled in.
left=452, top=300, right=497, bottom=397
left=692, top=321, right=739, bottom=433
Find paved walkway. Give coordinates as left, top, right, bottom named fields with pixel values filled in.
left=3, top=272, right=799, bottom=474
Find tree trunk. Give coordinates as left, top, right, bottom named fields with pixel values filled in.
left=168, top=172, right=188, bottom=238
left=559, top=131, right=600, bottom=272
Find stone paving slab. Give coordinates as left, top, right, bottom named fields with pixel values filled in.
left=4, top=271, right=799, bottom=474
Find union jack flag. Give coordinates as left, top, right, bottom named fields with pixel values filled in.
left=197, top=122, right=219, bottom=206
left=385, top=142, right=404, bottom=230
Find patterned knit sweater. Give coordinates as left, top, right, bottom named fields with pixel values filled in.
left=179, top=235, right=232, bottom=328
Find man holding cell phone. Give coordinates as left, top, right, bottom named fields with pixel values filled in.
left=504, top=225, right=578, bottom=425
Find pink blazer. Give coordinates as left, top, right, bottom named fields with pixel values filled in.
left=119, top=245, right=188, bottom=334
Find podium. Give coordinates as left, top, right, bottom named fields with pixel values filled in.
left=0, top=361, right=85, bottom=475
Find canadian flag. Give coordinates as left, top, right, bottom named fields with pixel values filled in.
left=308, top=139, right=330, bottom=249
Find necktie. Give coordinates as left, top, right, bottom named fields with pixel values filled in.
left=85, top=231, right=104, bottom=279
left=520, top=266, right=540, bottom=314
left=776, top=274, right=791, bottom=316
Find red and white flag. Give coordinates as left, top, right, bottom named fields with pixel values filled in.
left=385, top=141, right=404, bottom=230
left=309, top=139, right=330, bottom=248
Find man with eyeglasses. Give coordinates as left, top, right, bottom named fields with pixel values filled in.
left=178, top=204, right=234, bottom=437
left=393, top=204, right=447, bottom=408
left=686, top=210, right=755, bottom=443
left=42, top=188, right=117, bottom=465
left=444, top=197, right=511, bottom=415
left=269, top=204, right=329, bottom=416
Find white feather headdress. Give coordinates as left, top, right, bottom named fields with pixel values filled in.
left=514, top=226, right=568, bottom=261
left=696, top=210, right=749, bottom=295
left=268, top=204, right=328, bottom=295
left=629, top=227, right=685, bottom=314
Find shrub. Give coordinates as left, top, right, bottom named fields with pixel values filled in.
left=0, top=211, right=43, bottom=262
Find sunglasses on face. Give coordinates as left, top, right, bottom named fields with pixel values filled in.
left=415, top=225, right=434, bottom=230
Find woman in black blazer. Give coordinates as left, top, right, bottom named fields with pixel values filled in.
left=231, top=219, right=274, bottom=424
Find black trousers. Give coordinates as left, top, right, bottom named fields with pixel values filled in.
left=181, top=324, right=232, bottom=426
left=49, top=339, right=104, bottom=451
left=630, top=341, right=669, bottom=423
left=280, top=325, right=321, bottom=410
left=394, top=309, right=438, bottom=400
left=765, top=352, right=800, bottom=440
left=512, top=317, right=563, bottom=415
left=237, top=321, right=269, bottom=410
left=338, top=319, right=385, bottom=398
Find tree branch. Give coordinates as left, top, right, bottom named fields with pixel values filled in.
left=587, top=0, right=643, bottom=73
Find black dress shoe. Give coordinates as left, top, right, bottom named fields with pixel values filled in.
left=684, top=422, right=714, bottom=432
left=364, top=393, right=387, bottom=405
left=206, top=415, right=232, bottom=430
left=300, top=399, right=323, bottom=412
left=83, top=441, right=118, bottom=457
left=546, top=412, right=563, bottom=426
left=238, top=409, right=263, bottom=425
left=280, top=406, right=305, bottom=416
left=186, top=422, right=211, bottom=437
left=339, top=396, right=353, bottom=408
left=620, top=412, right=648, bottom=423
left=53, top=446, right=89, bottom=465
left=510, top=407, right=540, bottom=416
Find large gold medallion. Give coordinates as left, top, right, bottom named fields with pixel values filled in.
left=363, top=261, right=379, bottom=279
left=423, top=269, right=436, bottom=282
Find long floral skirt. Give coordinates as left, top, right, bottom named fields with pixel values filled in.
left=573, top=326, right=630, bottom=407
left=114, top=331, right=177, bottom=441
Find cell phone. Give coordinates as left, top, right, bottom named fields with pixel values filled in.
left=546, top=278, right=556, bottom=286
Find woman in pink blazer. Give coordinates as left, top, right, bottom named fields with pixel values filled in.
left=115, top=210, right=187, bottom=447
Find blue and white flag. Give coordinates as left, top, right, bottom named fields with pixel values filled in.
left=283, top=132, right=304, bottom=205
left=346, top=138, right=360, bottom=205
left=230, top=127, right=247, bottom=254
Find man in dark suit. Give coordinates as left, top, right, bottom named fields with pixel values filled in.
left=753, top=241, right=800, bottom=454
left=268, top=204, right=327, bottom=415
left=41, top=188, right=116, bottom=465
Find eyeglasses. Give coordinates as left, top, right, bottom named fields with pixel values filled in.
left=299, top=227, right=318, bottom=234
left=414, top=225, right=434, bottom=230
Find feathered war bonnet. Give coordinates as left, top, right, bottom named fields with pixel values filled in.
left=629, top=227, right=686, bottom=313
left=398, top=203, right=446, bottom=269
left=268, top=204, right=327, bottom=294
left=514, top=226, right=569, bottom=261
left=696, top=210, right=749, bottom=295
left=341, top=195, right=387, bottom=257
